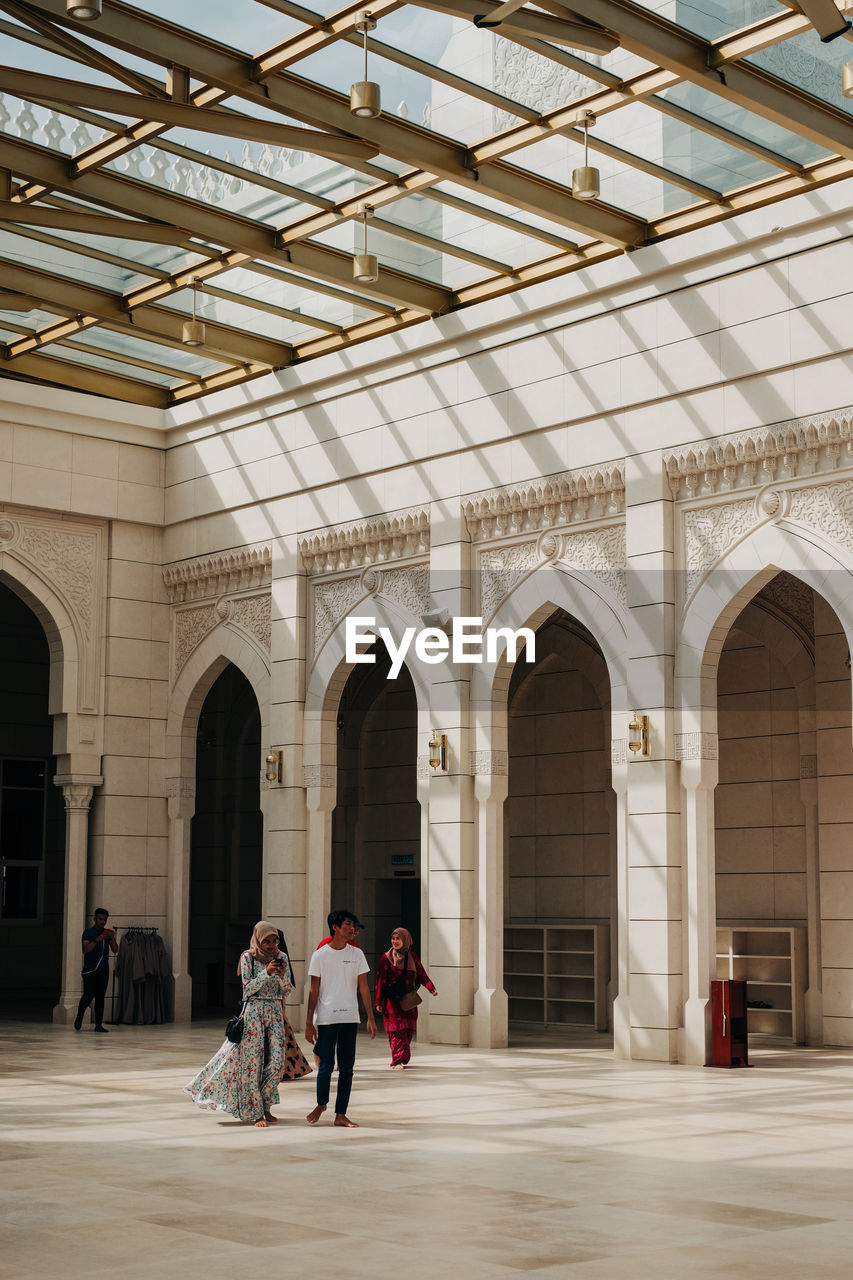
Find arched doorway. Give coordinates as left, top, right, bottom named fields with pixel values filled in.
left=504, top=610, right=613, bottom=1038
left=714, top=571, right=853, bottom=1048
left=0, top=581, right=65, bottom=1016
left=332, top=641, right=419, bottom=979
left=189, top=664, right=262, bottom=1016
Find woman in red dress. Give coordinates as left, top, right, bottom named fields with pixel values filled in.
left=374, top=927, right=437, bottom=1069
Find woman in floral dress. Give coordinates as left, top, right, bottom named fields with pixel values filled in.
left=374, top=926, right=437, bottom=1069
left=185, top=921, right=293, bottom=1127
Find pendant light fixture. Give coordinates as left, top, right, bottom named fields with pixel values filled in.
left=182, top=277, right=205, bottom=347
left=572, top=112, right=600, bottom=201
left=843, top=61, right=853, bottom=98
left=350, top=12, right=381, bottom=119
left=353, top=205, right=378, bottom=283
left=67, top=0, right=102, bottom=17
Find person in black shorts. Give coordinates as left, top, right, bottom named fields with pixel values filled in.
left=74, top=908, right=118, bottom=1032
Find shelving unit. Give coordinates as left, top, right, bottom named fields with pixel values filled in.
left=504, top=922, right=609, bottom=1030
left=715, top=926, right=807, bottom=1044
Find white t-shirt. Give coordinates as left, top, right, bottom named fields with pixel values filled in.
left=307, top=943, right=370, bottom=1024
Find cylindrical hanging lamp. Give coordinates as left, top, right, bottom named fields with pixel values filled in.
left=67, top=0, right=102, bottom=18
left=182, top=278, right=206, bottom=346
left=350, top=12, right=381, bottom=119
left=572, top=113, right=600, bottom=201
left=843, top=61, right=853, bottom=99
left=353, top=205, right=378, bottom=283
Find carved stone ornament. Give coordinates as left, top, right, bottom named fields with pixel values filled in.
left=683, top=497, right=759, bottom=600
left=300, top=507, right=429, bottom=577
left=756, top=571, right=815, bottom=639
left=469, top=750, right=508, bottom=776
left=665, top=405, right=853, bottom=499
left=560, top=526, right=627, bottom=607
left=163, top=546, right=271, bottom=602
left=173, top=591, right=271, bottom=681
left=785, top=480, right=853, bottom=559
left=61, top=781, right=97, bottom=811
left=0, top=510, right=106, bottom=714
left=492, top=39, right=600, bottom=132
left=302, top=764, right=337, bottom=790
left=675, top=732, right=719, bottom=761
left=800, top=754, right=817, bottom=779
left=464, top=464, right=625, bottom=543
left=165, top=778, right=196, bottom=799
left=478, top=523, right=627, bottom=622
left=310, top=565, right=430, bottom=663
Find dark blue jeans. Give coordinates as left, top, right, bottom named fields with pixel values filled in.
left=314, top=1023, right=358, bottom=1115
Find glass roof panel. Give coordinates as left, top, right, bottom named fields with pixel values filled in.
left=0, top=0, right=849, bottom=405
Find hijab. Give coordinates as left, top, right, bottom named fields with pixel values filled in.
left=386, top=926, right=416, bottom=971
left=238, top=920, right=282, bottom=974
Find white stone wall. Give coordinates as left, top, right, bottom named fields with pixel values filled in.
left=4, top=178, right=853, bottom=1055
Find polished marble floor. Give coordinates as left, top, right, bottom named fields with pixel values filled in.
left=2, top=1021, right=853, bottom=1279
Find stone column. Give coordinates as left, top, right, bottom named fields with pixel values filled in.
left=53, top=774, right=102, bottom=1025
left=427, top=501, right=475, bottom=1044
left=800, top=780, right=823, bottom=1044
left=624, top=450, right=682, bottom=1062
left=304, top=779, right=336, bottom=1004
left=679, top=754, right=718, bottom=1065
left=470, top=754, right=509, bottom=1048
left=610, top=743, right=630, bottom=1057
left=166, top=779, right=195, bottom=1022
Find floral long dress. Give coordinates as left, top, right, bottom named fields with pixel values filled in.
left=184, top=953, right=292, bottom=1123
left=375, top=951, right=436, bottom=1067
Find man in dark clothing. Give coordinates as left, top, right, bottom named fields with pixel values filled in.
left=74, top=908, right=118, bottom=1032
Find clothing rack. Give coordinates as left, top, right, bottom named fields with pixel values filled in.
left=107, top=926, right=160, bottom=1021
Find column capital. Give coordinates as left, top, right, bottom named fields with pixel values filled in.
left=54, top=774, right=102, bottom=811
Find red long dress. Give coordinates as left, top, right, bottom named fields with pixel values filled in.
left=375, top=951, right=436, bottom=1066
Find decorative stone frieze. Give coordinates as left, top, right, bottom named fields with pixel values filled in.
left=464, top=465, right=625, bottom=542
left=683, top=497, right=758, bottom=599
left=166, top=547, right=272, bottom=682
left=477, top=524, right=627, bottom=622
left=675, top=732, right=719, bottom=761
left=786, top=480, right=853, bottom=558
left=165, top=778, right=196, bottom=800
left=310, top=564, right=430, bottom=662
left=163, top=547, right=271, bottom=602
left=665, top=407, right=853, bottom=499
left=800, top=755, right=817, bottom=779
left=303, top=764, right=337, bottom=789
left=0, top=510, right=106, bottom=714
left=469, top=750, right=508, bottom=776
left=299, top=508, right=429, bottom=576
left=756, top=571, right=814, bottom=639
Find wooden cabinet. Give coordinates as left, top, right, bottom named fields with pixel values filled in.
left=715, top=927, right=807, bottom=1044
left=504, top=922, right=609, bottom=1030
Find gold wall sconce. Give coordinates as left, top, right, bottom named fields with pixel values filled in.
left=628, top=712, right=649, bottom=758
left=264, top=749, right=283, bottom=784
left=428, top=731, right=448, bottom=772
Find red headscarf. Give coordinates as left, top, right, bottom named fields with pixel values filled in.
left=386, top=926, right=416, bottom=971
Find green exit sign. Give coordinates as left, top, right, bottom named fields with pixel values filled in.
left=391, top=854, right=414, bottom=867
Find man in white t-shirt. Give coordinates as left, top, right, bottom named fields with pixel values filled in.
left=305, top=908, right=377, bottom=1128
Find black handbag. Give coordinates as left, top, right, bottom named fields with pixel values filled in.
left=225, top=1008, right=245, bottom=1044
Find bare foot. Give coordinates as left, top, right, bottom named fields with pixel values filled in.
left=254, top=1118, right=268, bottom=1128
left=392, top=1063, right=405, bottom=1070
left=306, top=1104, right=326, bottom=1126
left=334, top=1114, right=359, bottom=1128
left=264, top=1111, right=279, bottom=1124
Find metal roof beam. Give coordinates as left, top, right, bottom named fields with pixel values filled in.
left=0, top=254, right=293, bottom=367
left=1, top=67, right=381, bottom=164
left=19, top=0, right=645, bottom=246
left=0, top=351, right=168, bottom=405
left=0, top=133, right=452, bottom=314
left=554, top=0, right=853, bottom=162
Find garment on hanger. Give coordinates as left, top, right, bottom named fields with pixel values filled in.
left=114, top=929, right=170, bottom=1024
